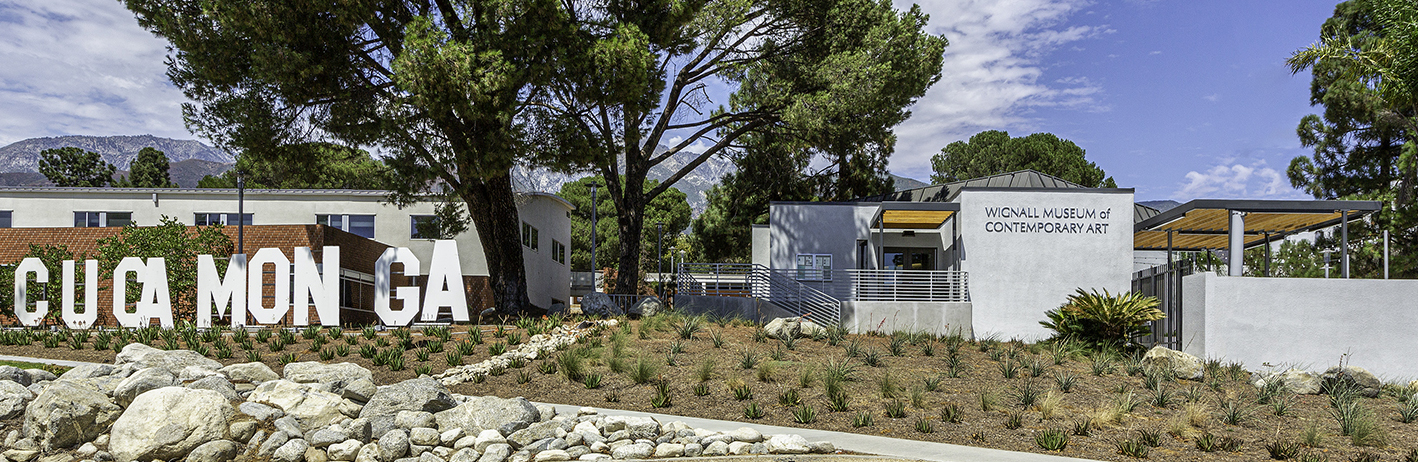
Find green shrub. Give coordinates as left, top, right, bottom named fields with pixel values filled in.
left=1040, top=288, right=1163, bottom=348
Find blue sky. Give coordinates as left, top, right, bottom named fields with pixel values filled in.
left=0, top=0, right=1345, bottom=201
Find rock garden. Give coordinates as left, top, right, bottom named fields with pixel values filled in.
left=0, top=312, right=1416, bottom=462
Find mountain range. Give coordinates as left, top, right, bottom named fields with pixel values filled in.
left=0, top=135, right=935, bottom=217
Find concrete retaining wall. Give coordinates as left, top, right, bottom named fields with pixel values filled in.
left=840, top=301, right=972, bottom=337
left=1182, top=272, right=1418, bottom=380
left=673, top=295, right=797, bottom=324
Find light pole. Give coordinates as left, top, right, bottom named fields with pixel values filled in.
left=237, top=171, right=245, bottom=255
left=589, top=182, right=600, bottom=292
left=656, top=221, right=664, bottom=300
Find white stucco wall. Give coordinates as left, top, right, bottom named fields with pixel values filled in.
left=0, top=188, right=571, bottom=309
left=840, top=301, right=972, bottom=337
left=1182, top=272, right=1418, bottom=380
left=955, top=189, right=1135, bottom=341
left=751, top=225, right=769, bottom=267
left=768, top=203, right=875, bottom=270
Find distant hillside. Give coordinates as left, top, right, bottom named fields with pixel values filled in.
left=891, top=174, right=929, bottom=191
left=1138, top=200, right=1182, bottom=212
left=0, top=135, right=233, bottom=172
left=167, top=159, right=234, bottom=188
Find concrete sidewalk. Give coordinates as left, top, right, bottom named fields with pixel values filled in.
left=0, top=354, right=1100, bottom=462
left=0, top=354, right=99, bottom=368
left=534, top=401, right=1102, bottom=462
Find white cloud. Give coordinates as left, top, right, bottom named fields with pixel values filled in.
left=888, top=0, right=1104, bottom=179
left=1173, top=160, right=1303, bottom=200
left=1203, top=93, right=1220, bottom=102
left=1149, top=50, right=1162, bottom=55
left=0, top=1, right=190, bottom=146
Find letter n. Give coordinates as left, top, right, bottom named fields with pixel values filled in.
left=295, top=247, right=340, bottom=326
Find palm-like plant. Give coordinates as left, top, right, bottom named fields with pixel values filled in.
left=1045, top=289, right=1162, bottom=347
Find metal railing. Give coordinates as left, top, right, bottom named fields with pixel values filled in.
left=677, top=263, right=842, bottom=325
left=1131, top=261, right=1193, bottom=350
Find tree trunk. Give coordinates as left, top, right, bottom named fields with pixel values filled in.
left=459, top=173, right=533, bottom=314
left=613, top=175, right=646, bottom=295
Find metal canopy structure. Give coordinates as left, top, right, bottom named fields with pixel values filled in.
left=871, top=202, right=960, bottom=230
left=1133, top=199, right=1382, bottom=277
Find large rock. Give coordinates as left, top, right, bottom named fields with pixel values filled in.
left=220, top=362, right=280, bottom=383
left=1140, top=346, right=1204, bottom=380
left=435, top=397, right=540, bottom=436
left=115, top=343, right=221, bottom=375
left=284, top=363, right=374, bottom=395
left=187, top=440, right=240, bottom=462
left=57, top=364, right=114, bottom=382
left=765, top=434, right=808, bottom=454
left=1322, top=365, right=1382, bottom=398
left=113, top=368, right=177, bottom=408
left=0, top=381, right=34, bottom=419
left=23, top=381, right=122, bottom=450
left=0, top=366, right=33, bottom=386
left=188, top=375, right=242, bottom=402
left=360, top=378, right=456, bottom=419
left=762, top=317, right=826, bottom=339
left=109, top=387, right=235, bottom=462
left=627, top=297, right=662, bottom=318
left=249, top=380, right=347, bottom=431
left=578, top=293, right=623, bottom=317
left=1252, top=369, right=1323, bottom=395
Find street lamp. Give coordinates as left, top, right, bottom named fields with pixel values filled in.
left=588, top=182, right=600, bottom=293
left=237, top=171, right=245, bottom=255
left=656, top=221, right=664, bottom=299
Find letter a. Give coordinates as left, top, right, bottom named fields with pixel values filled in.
left=422, top=240, right=469, bottom=322
left=138, top=258, right=174, bottom=328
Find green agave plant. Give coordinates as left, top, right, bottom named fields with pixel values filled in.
left=1041, top=288, right=1163, bottom=347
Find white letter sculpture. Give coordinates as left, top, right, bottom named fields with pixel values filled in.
left=247, top=248, right=292, bottom=325
left=61, top=260, right=99, bottom=329
left=422, top=240, right=469, bottom=322
left=375, top=247, right=421, bottom=326
left=14, top=258, right=48, bottom=326
left=136, top=258, right=174, bottom=328
left=294, top=246, right=340, bottom=326
left=112, top=257, right=147, bottom=327
left=197, top=254, right=247, bottom=328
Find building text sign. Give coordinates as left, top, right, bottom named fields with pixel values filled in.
left=982, top=206, right=1113, bottom=234
left=12, top=240, right=470, bottom=328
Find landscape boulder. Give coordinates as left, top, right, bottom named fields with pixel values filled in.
left=360, top=377, right=456, bottom=418
left=435, top=397, right=540, bottom=436
left=115, top=343, right=221, bottom=376
left=0, top=381, right=34, bottom=419
left=23, top=381, right=122, bottom=450
left=1140, top=346, right=1204, bottom=380
left=113, top=367, right=177, bottom=408
left=1322, top=365, right=1382, bottom=398
left=628, top=297, right=662, bottom=318
left=109, top=387, right=235, bottom=462
left=1251, top=369, right=1323, bottom=395
left=579, top=293, right=623, bottom=317
left=248, top=380, right=347, bottom=430
left=220, top=362, right=280, bottom=384
left=284, top=362, right=374, bottom=395
left=763, top=317, right=826, bottom=340
left=0, top=366, right=33, bottom=386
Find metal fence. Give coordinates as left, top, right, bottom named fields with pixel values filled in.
left=778, top=269, right=970, bottom=302
left=1131, top=261, right=1193, bottom=350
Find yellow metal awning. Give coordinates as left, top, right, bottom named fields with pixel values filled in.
left=1133, top=200, right=1381, bottom=251
left=882, top=210, right=956, bottom=229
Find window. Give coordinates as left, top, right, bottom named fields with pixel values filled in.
left=410, top=215, right=439, bottom=239
left=317, top=214, right=376, bottom=239
left=75, top=212, right=132, bottom=228
left=552, top=240, right=566, bottom=265
left=0, top=211, right=10, bottom=228
left=195, top=213, right=253, bottom=226
left=795, top=254, right=833, bottom=281
left=522, top=222, right=539, bottom=251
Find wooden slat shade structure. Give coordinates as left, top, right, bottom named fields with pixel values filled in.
left=882, top=210, right=956, bottom=229
left=1133, top=200, right=1383, bottom=251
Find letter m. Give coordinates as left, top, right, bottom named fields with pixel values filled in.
left=198, top=254, right=247, bottom=328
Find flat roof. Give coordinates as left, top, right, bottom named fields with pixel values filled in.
left=1133, top=199, right=1383, bottom=251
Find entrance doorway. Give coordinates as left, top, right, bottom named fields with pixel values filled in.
left=884, top=247, right=935, bottom=271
